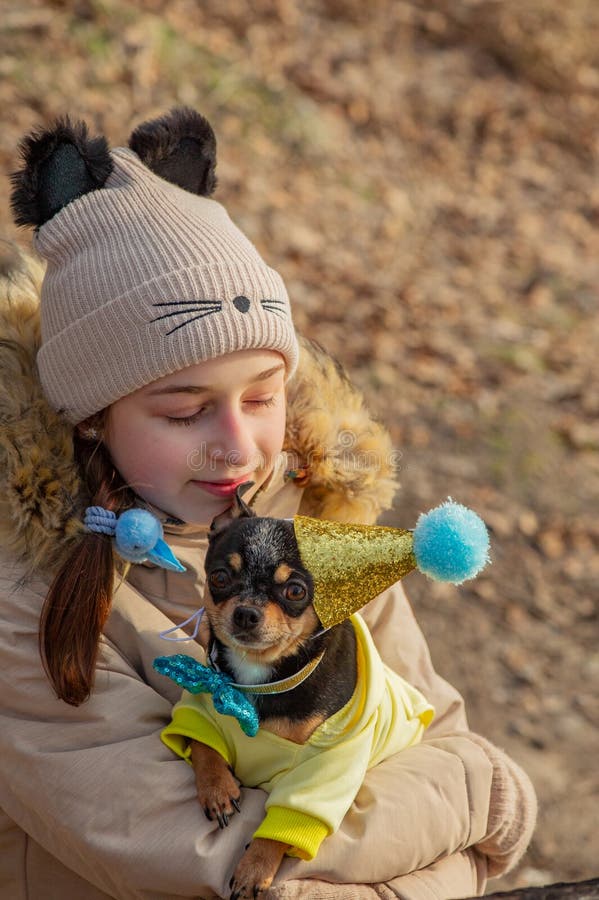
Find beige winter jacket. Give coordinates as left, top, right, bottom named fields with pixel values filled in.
left=0, top=261, right=536, bottom=900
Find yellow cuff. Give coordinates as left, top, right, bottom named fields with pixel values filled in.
left=160, top=705, right=232, bottom=766
left=253, top=806, right=330, bottom=860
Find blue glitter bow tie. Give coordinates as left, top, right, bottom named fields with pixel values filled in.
left=153, top=654, right=259, bottom=737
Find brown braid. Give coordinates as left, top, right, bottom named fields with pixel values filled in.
left=39, top=416, right=135, bottom=705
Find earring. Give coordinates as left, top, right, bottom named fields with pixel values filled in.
left=82, top=427, right=101, bottom=441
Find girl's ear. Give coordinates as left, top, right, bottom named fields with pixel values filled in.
left=10, top=116, right=113, bottom=228
left=128, top=107, right=217, bottom=197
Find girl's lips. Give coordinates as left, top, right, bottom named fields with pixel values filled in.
left=190, top=477, right=252, bottom=498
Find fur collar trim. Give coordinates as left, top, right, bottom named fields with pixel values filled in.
left=0, top=256, right=398, bottom=575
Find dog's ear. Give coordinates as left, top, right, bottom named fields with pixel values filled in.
left=128, top=107, right=217, bottom=197
left=10, top=116, right=113, bottom=228
left=208, top=481, right=256, bottom=540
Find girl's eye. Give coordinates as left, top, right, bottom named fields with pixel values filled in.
left=167, top=408, right=208, bottom=426
left=209, top=569, right=231, bottom=591
left=244, top=396, right=276, bottom=409
left=285, top=582, right=307, bottom=602
left=167, top=397, right=275, bottom=426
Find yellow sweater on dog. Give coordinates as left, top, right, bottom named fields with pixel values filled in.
left=161, top=613, right=434, bottom=860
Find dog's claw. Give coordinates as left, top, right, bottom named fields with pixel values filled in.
left=204, top=804, right=235, bottom=827
left=232, top=797, right=242, bottom=813
left=228, top=883, right=264, bottom=899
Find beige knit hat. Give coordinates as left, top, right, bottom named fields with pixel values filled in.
left=11, top=108, right=298, bottom=424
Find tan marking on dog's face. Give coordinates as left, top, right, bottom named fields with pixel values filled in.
left=273, top=563, right=292, bottom=584
left=227, top=552, right=243, bottom=573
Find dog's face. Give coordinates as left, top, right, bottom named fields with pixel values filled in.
left=204, top=500, right=318, bottom=664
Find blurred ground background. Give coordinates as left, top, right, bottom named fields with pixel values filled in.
left=1, top=0, right=597, bottom=893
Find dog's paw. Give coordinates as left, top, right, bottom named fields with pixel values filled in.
left=191, top=742, right=242, bottom=829
left=229, top=838, right=287, bottom=899
left=197, top=767, right=241, bottom=829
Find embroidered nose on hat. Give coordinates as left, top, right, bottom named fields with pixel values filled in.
left=10, top=107, right=299, bottom=424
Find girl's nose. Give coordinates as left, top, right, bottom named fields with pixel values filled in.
left=208, top=407, right=258, bottom=470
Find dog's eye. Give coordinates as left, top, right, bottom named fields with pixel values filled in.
left=285, top=582, right=307, bottom=602
left=209, top=569, right=231, bottom=590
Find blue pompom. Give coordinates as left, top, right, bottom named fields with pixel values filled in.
left=413, top=500, right=490, bottom=584
left=115, top=508, right=162, bottom=562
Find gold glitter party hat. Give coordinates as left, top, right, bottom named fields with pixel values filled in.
left=293, top=516, right=418, bottom=628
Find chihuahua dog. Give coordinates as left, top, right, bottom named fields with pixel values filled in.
left=192, top=484, right=358, bottom=899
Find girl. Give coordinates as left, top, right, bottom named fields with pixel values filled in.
left=0, top=108, right=536, bottom=900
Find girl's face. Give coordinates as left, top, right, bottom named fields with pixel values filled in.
left=104, top=349, right=287, bottom=525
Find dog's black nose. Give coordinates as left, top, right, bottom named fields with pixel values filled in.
left=233, top=606, right=263, bottom=630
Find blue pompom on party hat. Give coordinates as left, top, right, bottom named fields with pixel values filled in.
left=413, top=499, right=490, bottom=584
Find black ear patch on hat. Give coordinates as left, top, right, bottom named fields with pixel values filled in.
left=10, top=117, right=113, bottom=228
left=128, top=107, right=217, bottom=197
